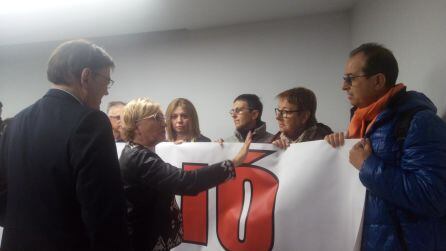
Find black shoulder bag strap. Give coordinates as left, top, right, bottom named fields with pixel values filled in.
left=389, top=98, right=427, bottom=251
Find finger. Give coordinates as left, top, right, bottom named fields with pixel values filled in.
left=364, top=138, right=372, bottom=152
left=334, top=132, right=344, bottom=147
left=216, top=138, right=224, bottom=146
left=241, top=133, right=252, bottom=151
left=324, top=134, right=330, bottom=142
left=277, top=140, right=287, bottom=149
left=245, top=131, right=253, bottom=144
left=339, top=132, right=345, bottom=146
left=325, top=134, right=335, bottom=147
left=352, top=141, right=362, bottom=149
left=333, top=133, right=339, bottom=146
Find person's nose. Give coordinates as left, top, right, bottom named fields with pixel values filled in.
left=342, top=81, right=350, bottom=91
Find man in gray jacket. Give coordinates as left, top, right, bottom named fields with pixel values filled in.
left=225, top=94, right=274, bottom=143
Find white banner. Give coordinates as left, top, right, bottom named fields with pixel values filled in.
left=155, top=139, right=365, bottom=251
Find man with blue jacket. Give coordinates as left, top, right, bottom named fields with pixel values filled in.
left=326, top=43, right=446, bottom=250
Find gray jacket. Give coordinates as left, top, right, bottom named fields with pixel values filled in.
left=272, top=122, right=333, bottom=143
left=225, top=121, right=274, bottom=143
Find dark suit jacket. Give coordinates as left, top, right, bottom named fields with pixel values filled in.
left=0, top=89, right=129, bottom=250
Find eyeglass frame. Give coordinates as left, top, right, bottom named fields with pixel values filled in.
left=94, top=72, right=115, bottom=89
left=136, top=112, right=166, bottom=124
left=274, top=108, right=302, bottom=118
left=229, top=108, right=254, bottom=116
left=108, top=115, right=121, bottom=120
left=343, top=73, right=379, bottom=86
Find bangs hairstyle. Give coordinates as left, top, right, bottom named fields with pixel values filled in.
left=121, top=98, right=161, bottom=141
left=47, top=39, right=115, bottom=85
left=165, top=98, right=201, bottom=141
left=276, top=87, right=317, bottom=125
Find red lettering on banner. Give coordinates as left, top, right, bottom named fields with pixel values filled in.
left=182, top=163, right=208, bottom=245
left=217, top=150, right=278, bottom=251
left=180, top=150, right=278, bottom=250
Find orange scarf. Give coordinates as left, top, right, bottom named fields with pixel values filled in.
left=347, top=83, right=406, bottom=138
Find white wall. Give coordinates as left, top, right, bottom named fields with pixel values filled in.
left=0, top=11, right=352, bottom=139
left=351, top=0, right=446, bottom=116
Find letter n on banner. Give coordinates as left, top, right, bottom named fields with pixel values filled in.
left=181, top=163, right=208, bottom=245
left=217, top=150, right=278, bottom=251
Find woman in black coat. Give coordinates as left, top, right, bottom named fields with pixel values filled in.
left=119, top=98, right=252, bottom=251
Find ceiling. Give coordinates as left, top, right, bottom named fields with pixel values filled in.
left=0, top=0, right=356, bottom=46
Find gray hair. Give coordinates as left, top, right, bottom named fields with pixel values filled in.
left=47, top=39, right=115, bottom=85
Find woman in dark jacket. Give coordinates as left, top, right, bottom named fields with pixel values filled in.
left=272, top=87, right=333, bottom=148
left=119, top=98, right=252, bottom=251
left=165, top=98, right=211, bottom=143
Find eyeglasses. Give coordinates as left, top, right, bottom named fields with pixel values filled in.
left=109, top=115, right=121, bottom=120
left=342, top=74, right=370, bottom=85
left=108, top=115, right=121, bottom=120
left=274, top=108, right=301, bottom=118
left=136, top=112, right=165, bottom=123
left=229, top=108, right=253, bottom=115
left=94, top=72, right=115, bottom=89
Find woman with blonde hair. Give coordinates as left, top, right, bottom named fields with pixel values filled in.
left=165, top=98, right=210, bottom=142
left=119, top=98, right=252, bottom=251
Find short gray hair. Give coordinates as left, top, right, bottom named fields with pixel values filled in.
left=47, top=39, right=115, bottom=85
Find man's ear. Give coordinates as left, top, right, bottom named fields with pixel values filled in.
left=80, top=68, right=92, bottom=87
left=374, top=73, right=387, bottom=91
left=251, top=110, right=260, bottom=121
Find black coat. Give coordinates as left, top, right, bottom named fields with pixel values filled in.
left=119, top=143, right=235, bottom=251
left=0, top=89, right=129, bottom=251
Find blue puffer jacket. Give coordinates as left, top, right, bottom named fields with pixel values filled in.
left=359, top=90, right=446, bottom=251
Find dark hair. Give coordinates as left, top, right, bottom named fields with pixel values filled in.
left=47, top=39, right=115, bottom=85
left=107, top=101, right=126, bottom=113
left=350, top=43, right=399, bottom=86
left=234, top=94, right=263, bottom=122
left=277, top=87, right=317, bottom=125
left=0, top=101, right=2, bottom=108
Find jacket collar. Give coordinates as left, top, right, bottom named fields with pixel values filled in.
left=234, top=121, right=268, bottom=141
left=44, top=88, right=83, bottom=105
left=364, top=88, right=435, bottom=137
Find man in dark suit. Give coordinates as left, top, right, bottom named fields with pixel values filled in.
left=0, top=40, right=129, bottom=250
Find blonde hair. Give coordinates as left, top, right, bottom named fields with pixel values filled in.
left=165, top=98, right=201, bottom=142
left=121, top=98, right=162, bottom=141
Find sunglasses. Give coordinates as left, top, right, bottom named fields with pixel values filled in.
left=342, top=74, right=369, bottom=85
left=136, top=112, right=165, bottom=123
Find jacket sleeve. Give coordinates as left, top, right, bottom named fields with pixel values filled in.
left=130, top=149, right=235, bottom=196
left=359, top=111, right=446, bottom=217
left=69, top=111, right=130, bottom=250
left=0, top=128, right=7, bottom=226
